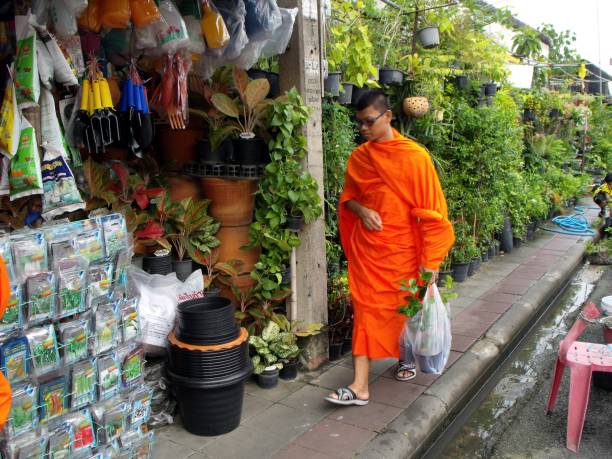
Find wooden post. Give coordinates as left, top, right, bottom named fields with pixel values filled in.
left=278, top=0, right=328, bottom=369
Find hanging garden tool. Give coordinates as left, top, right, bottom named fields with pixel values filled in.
left=150, top=53, right=191, bottom=130
left=119, top=62, right=154, bottom=156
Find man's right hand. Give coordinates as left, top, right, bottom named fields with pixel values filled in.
left=358, top=207, right=383, bottom=231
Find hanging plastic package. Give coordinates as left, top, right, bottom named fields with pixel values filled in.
left=244, top=0, right=282, bottom=41
left=101, top=0, right=131, bottom=29
left=231, top=39, right=268, bottom=70
left=38, top=28, right=79, bottom=87
left=14, top=16, right=40, bottom=109
left=0, top=156, right=10, bottom=197
left=78, top=0, right=102, bottom=33
left=261, top=8, right=298, bottom=58
left=184, top=16, right=206, bottom=55
left=399, top=284, right=451, bottom=374
left=32, top=0, right=50, bottom=25
left=36, top=37, right=54, bottom=90
left=0, top=79, right=21, bottom=159
left=40, top=88, right=69, bottom=157
left=9, top=117, right=44, bottom=201
left=212, top=0, right=249, bottom=61
left=157, top=0, right=190, bottom=53
left=130, top=0, right=162, bottom=28
left=49, top=0, right=78, bottom=38
left=62, top=0, right=89, bottom=16
left=201, top=1, right=230, bottom=49
left=6, top=384, right=38, bottom=437
left=133, top=22, right=160, bottom=50
left=41, top=145, right=86, bottom=220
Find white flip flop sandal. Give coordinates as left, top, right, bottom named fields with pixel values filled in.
left=324, top=387, right=369, bottom=406
left=395, top=362, right=417, bottom=381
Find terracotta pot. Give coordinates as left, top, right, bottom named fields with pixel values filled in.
left=403, top=96, right=429, bottom=118
left=214, top=226, right=260, bottom=274
left=200, top=178, right=257, bottom=227
left=216, top=273, right=257, bottom=304
left=156, top=123, right=203, bottom=169
left=167, top=176, right=201, bottom=202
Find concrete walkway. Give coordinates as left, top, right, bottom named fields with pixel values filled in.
left=154, top=205, right=598, bottom=459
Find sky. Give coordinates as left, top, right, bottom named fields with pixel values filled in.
left=493, top=0, right=612, bottom=77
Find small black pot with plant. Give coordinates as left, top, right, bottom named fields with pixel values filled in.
left=324, top=72, right=342, bottom=97
left=523, top=109, right=536, bottom=122
left=279, top=359, right=299, bottom=380
left=337, top=83, right=354, bottom=105
left=379, top=68, right=404, bottom=85
left=482, top=82, right=498, bottom=97
left=455, top=74, right=470, bottom=90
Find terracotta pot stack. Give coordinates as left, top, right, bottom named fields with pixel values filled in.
left=200, top=178, right=260, bottom=302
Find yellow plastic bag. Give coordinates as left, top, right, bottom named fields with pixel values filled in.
left=101, top=0, right=131, bottom=29
left=0, top=81, right=20, bottom=159
left=77, top=0, right=102, bottom=33
left=201, top=3, right=229, bottom=49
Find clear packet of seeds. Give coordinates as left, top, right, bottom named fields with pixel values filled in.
left=92, top=302, right=119, bottom=355
left=26, top=324, right=60, bottom=376
left=97, top=214, right=128, bottom=259
left=11, top=231, right=48, bottom=283
left=71, top=358, right=97, bottom=410
left=62, top=408, right=97, bottom=454
left=0, top=236, right=14, bottom=271
left=127, top=387, right=152, bottom=430
left=59, top=318, right=90, bottom=365
left=47, top=424, right=74, bottom=459
left=91, top=397, right=129, bottom=446
left=0, top=283, right=24, bottom=335
left=118, top=344, right=145, bottom=389
left=39, top=374, right=69, bottom=424
left=118, top=430, right=154, bottom=459
left=4, top=430, right=48, bottom=459
left=7, top=383, right=38, bottom=438
left=97, top=353, right=121, bottom=401
left=87, top=262, right=114, bottom=307
left=113, top=249, right=132, bottom=291
left=119, top=298, right=140, bottom=344
left=75, top=228, right=105, bottom=264
left=1, top=335, right=30, bottom=384
left=26, top=271, right=56, bottom=325
left=57, top=266, right=86, bottom=318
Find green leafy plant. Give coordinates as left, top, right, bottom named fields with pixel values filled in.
left=397, top=271, right=457, bottom=317
left=248, top=320, right=300, bottom=374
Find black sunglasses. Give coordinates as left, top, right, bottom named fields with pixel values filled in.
left=355, top=110, right=389, bottom=128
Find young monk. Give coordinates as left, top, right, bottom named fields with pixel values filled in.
left=325, top=90, right=454, bottom=406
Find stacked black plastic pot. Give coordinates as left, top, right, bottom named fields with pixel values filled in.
left=167, top=296, right=251, bottom=436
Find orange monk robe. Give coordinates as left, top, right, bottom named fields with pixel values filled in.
left=339, top=130, right=455, bottom=359
left=0, top=257, right=12, bottom=428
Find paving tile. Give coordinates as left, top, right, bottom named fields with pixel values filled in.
left=450, top=320, right=491, bottom=338
left=152, top=438, right=198, bottom=459
left=492, top=281, right=532, bottom=295
left=451, top=334, right=478, bottom=352
left=311, top=364, right=357, bottom=389
left=380, top=362, right=441, bottom=387
left=467, top=299, right=513, bottom=314
left=478, top=291, right=521, bottom=304
left=294, top=419, right=376, bottom=459
left=454, top=309, right=500, bottom=326
left=244, top=376, right=304, bottom=402
left=273, top=444, right=336, bottom=459
left=241, top=393, right=275, bottom=421
left=185, top=454, right=214, bottom=459
left=328, top=400, right=402, bottom=432
left=368, top=377, right=425, bottom=408
left=280, top=384, right=337, bottom=415
left=157, top=419, right=216, bottom=452
left=202, top=425, right=286, bottom=459
left=245, top=402, right=323, bottom=440
left=339, top=357, right=396, bottom=375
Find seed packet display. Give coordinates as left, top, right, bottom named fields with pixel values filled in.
left=5, top=432, right=47, bottom=459
left=0, top=236, right=13, bottom=269
left=47, top=426, right=73, bottom=459
left=114, top=249, right=131, bottom=290
left=1, top=336, right=30, bottom=384
left=57, top=268, right=86, bottom=318
left=71, top=359, right=96, bottom=409
left=75, top=228, right=105, bottom=264
left=11, top=231, right=47, bottom=283
left=98, top=214, right=128, bottom=258
left=128, top=388, right=152, bottom=429
left=93, top=303, right=119, bottom=355
left=63, top=409, right=96, bottom=454
left=120, top=345, right=144, bottom=389
left=119, top=430, right=154, bottom=459
left=88, top=262, right=114, bottom=305
left=60, top=318, right=89, bottom=365
left=0, top=283, right=23, bottom=334
left=7, top=384, right=38, bottom=437
left=39, top=375, right=69, bottom=423
left=97, top=353, right=121, bottom=401
left=92, top=398, right=128, bottom=446
left=120, top=298, right=140, bottom=343
left=26, top=271, right=56, bottom=324
left=26, top=324, right=60, bottom=375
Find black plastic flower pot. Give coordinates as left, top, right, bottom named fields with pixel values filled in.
left=337, top=83, right=354, bottom=105
left=500, top=216, right=514, bottom=253
left=168, top=342, right=248, bottom=379
left=256, top=368, right=279, bottom=389
left=351, top=86, right=370, bottom=106
left=329, top=342, right=343, bottom=361
left=467, top=258, right=478, bottom=277
left=324, top=72, right=342, bottom=97
left=473, top=256, right=481, bottom=271
left=233, top=137, right=262, bottom=166
left=342, top=337, right=352, bottom=355
left=523, top=109, right=536, bottom=122
left=286, top=214, right=305, bottom=232
left=483, top=83, right=497, bottom=97
left=266, top=72, right=280, bottom=98
left=281, top=267, right=291, bottom=285
left=176, top=297, right=239, bottom=345
left=143, top=254, right=173, bottom=275
left=438, top=271, right=453, bottom=287
left=168, top=365, right=251, bottom=436
left=549, top=108, right=562, bottom=119
left=279, top=360, right=299, bottom=380
left=513, top=237, right=524, bottom=249
left=247, top=69, right=267, bottom=80
left=379, top=68, right=404, bottom=85
left=455, top=75, right=469, bottom=90
left=481, top=251, right=489, bottom=263
left=417, top=26, right=440, bottom=49
left=199, top=139, right=231, bottom=164
left=451, top=263, right=469, bottom=283
left=488, top=245, right=495, bottom=259
left=173, top=259, right=193, bottom=282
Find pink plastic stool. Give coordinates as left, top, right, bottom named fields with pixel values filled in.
left=545, top=302, right=612, bottom=453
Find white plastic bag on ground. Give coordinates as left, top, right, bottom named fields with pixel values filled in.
left=399, top=283, right=451, bottom=374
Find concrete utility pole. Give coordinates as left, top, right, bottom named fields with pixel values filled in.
left=278, top=0, right=328, bottom=369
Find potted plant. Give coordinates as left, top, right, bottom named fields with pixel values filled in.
left=249, top=320, right=300, bottom=389
left=417, top=25, right=440, bottom=49
left=327, top=270, right=352, bottom=360
left=211, top=67, right=273, bottom=166
left=438, top=257, right=453, bottom=287
left=455, top=74, right=470, bottom=91
left=450, top=234, right=478, bottom=283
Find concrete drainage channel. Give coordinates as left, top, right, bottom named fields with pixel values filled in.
left=421, top=260, right=596, bottom=458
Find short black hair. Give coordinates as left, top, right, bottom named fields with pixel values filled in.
left=354, top=89, right=390, bottom=112
left=605, top=173, right=612, bottom=183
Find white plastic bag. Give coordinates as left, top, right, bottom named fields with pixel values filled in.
left=157, top=0, right=190, bottom=53
left=214, top=0, right=249, bottom=61
left=244, top=0, right=282, bottom=41
left=261, top=7, right=297, bottom=58
left=184, top=15, right=206, bottom=55
left=50, top=0, right=78, bottom=38
left=399, top=284, right=451, bottom=374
